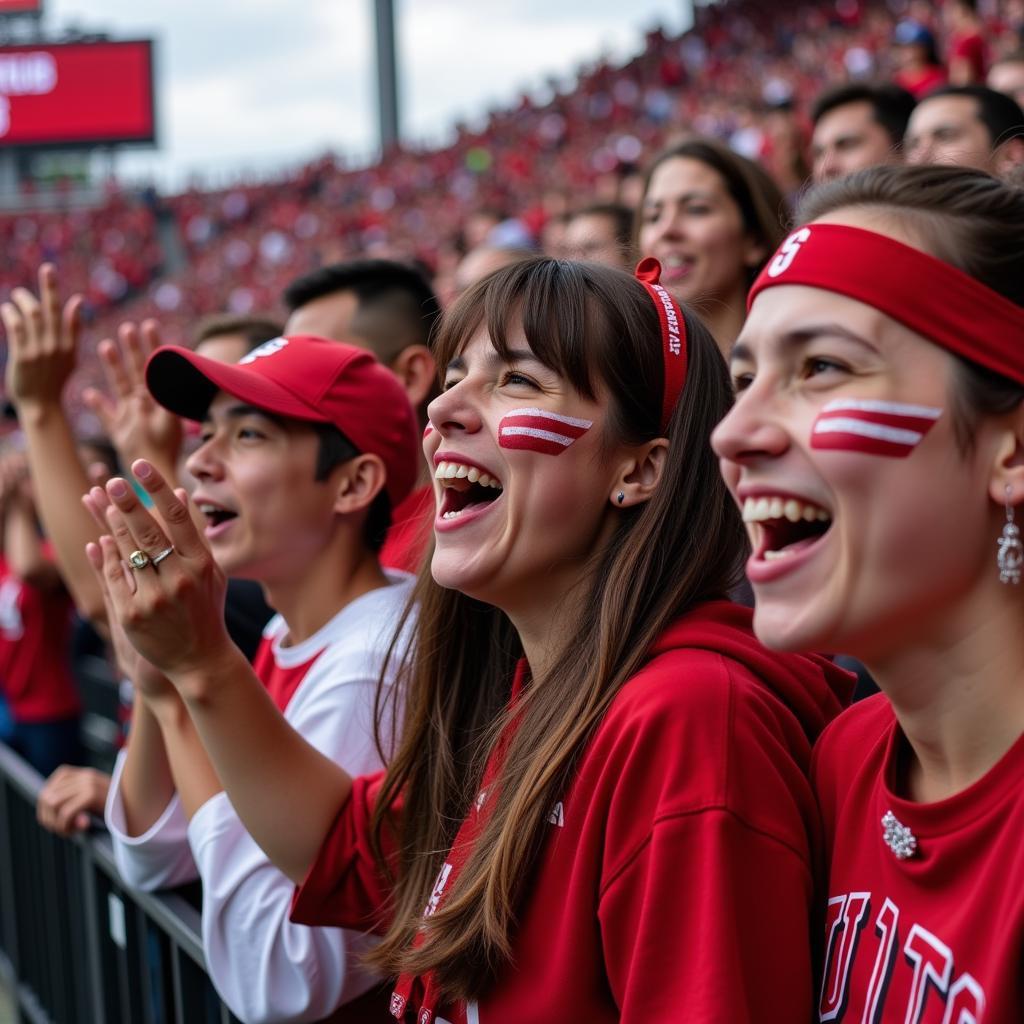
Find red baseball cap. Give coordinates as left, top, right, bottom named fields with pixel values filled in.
left=145, top=335, right=420, bottom=506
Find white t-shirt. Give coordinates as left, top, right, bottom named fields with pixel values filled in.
left=105, top=571, right=415, bottom=1024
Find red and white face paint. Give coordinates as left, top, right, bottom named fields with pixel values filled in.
left=811, top=399, right=942, bottom=458
left=423, top=421, right=435, bottom=438
left=498, top=407, right=593, bottom=456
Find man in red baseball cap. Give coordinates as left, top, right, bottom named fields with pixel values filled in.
left=102, top=334, right=419, bottom=1021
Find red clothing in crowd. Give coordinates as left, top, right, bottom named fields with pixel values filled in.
left=292, top=601, right=853, bottom=1023
left=0, top=556, right=80, bottom=724
left=379, top=484, right=434, bottom=574
left=895, top=66, right=948, bottom=99
left=812, top=694, right=1024, bottom=1023
left=949, top=30, right=987, bottom=81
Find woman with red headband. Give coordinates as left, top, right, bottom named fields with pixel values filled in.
left=714, top=164, right=1024, bottom=1022
left=87, top=257, right=850, bottom=1022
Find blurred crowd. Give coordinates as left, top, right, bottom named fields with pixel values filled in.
left=0, top=0, right=1022, bottom=1019
left=2, top=0, right=1023, bottom=425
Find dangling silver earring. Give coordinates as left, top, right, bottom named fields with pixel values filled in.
left=998, top=486, right=1022, bottom=585
left=616, top=491, right=625, bottom=505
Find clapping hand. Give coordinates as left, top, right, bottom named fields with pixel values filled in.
left=82, top=319, right=183, bottom=476
left=85, top=459, right=238, bottom=698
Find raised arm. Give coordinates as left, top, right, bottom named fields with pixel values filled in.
left=88, top=460, right=352, bottom=882
left=1, top=264, right=104, bottom=620
left=0, top=452, right=61, bottom=591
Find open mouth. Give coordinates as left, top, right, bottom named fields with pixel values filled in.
left=434, top=458, right=503, bottom=522
left=197, top=502, right=239, bottom=531
left=743, top=495, right=832, bottom=562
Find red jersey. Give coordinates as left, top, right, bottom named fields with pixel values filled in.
left=812, top=694, right=1024, bottom=1023
left=0, top=556, right=80, bottom=723
left=380, top=484, right=434, bottom=574
left=293, top=601, right=853, bottom=1023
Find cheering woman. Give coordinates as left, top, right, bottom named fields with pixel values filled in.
left=714, top=165, right=1024, bottom=1022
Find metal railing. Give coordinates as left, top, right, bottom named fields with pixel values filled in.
left=0, top=741, right=240, bottom=1024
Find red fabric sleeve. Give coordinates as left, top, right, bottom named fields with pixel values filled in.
left=290, top=771, right=398, bottom=934
left=599, top=808, right=815, bottom=1023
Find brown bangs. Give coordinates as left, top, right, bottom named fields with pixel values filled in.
left=433, top=257, right=607, bottom=401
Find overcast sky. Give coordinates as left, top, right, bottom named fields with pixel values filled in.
left=41, top=0, right=691, bottom=187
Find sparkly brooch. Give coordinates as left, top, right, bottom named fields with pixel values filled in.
left=881, top=810, right=917, bottom=860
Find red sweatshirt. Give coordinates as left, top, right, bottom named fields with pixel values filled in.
left=292, top=600, right=853, bottom=1023
left=812, top=694, right=1024, bottom=1023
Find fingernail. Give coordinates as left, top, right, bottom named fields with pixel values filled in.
left=108, top=479, right=127, bottom=498
left=135, top=462, right=152, bottom=480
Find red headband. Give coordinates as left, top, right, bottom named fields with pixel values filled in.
left=635, top=257, right=688, bottom=433
left=748, top=223, right=1024, bottom=387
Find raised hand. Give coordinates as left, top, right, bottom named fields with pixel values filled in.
left=0, top=263, right=83, bottom=410
left=82, top=485, right=177, bottom=703
left=85, top=460, right=237, bottom=693
left=82, top=319, right=183, bottom=477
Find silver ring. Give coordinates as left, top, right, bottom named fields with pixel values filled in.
left=151, top=546, right=175, bottom=566
left=127, top=550, right=151, bottom=571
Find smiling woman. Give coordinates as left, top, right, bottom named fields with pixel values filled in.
left=713, top=165, right=1024, bottom=1023
left=91, top=257, right=852, bottom=1023
left=636, top=137, right=789, bottom=357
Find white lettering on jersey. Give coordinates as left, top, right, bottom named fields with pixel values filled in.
left=820, top=892, right=871, bottom=1020
left=941, top=974, right=985, bottom=1024
left=239, top=337, right=288, bottom=364
left=767, top=226, right=812, bottom=278
left=903, top=925, right=952, bottom=1024
left=862, top=898, right=899, bottom=1024
left=819, top=893, right=987, bottom=1024
left=547, top=801, right=564, bottom=827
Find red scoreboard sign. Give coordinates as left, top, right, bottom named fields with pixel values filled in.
left=0, top=39, right=155, bottom=148
left=0, top=0, right=42, bottom=13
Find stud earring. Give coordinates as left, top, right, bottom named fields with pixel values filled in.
left=616, top=491, right=625, bottom=505
left=998, top=485, right=1022, bottom=585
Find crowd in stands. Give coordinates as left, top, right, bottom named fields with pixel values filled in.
left=1, top=0, right=1024, bottom=1021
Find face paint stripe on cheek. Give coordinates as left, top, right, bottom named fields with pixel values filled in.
left=811, top=399, right=942, bottom=458
left=498, top=407, right=593, bottom=457
left=423, top=421, right=434, bottom=438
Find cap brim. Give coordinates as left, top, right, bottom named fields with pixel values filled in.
left=145, top=347, right=328, bottom=424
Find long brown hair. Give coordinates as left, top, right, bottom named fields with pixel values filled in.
left=369, top=257, right=746, bottom=999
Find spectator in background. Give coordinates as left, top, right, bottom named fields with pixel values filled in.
left=906, top=84, right=1024, bottom=174
left=190, top=313, right=285, bottom=367
left=560, top=202, right=634, bottom=269
left=892, top=20, right=948, bottom=99
left=284, top=260, right=442, bottom=572
left=0, top=448, right=83, bottom=777
left=988, top=50, right=1024, bottom=109
left=636, top=137, right=787, bottom=357
left=449, top=245, right=535, bottom=304
left=810, top=83, right=917, bottom=184
left=945, top=0, right=988, bottom=85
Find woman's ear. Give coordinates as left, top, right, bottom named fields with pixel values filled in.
left=988, top=402, right=1024, bottom=508
left=389, top=345, right=437, bottom=410
left=333, top=453, right=387, bottom=517
left=744, top=235, right=769, bottom=269
left=610, top=438, right=669, bottom=508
